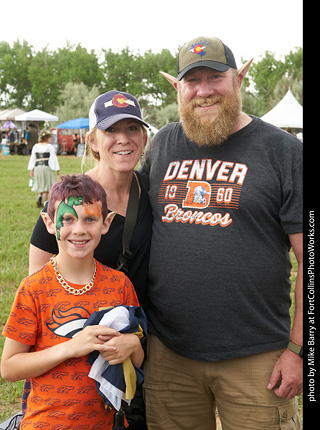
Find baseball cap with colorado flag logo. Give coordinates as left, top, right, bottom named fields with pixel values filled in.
left=177, top=36, right=237, bottom=80
left=89, top=90, right=149, bottom=131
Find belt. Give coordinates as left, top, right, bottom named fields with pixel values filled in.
left=35, top=160, right=49, bottom=166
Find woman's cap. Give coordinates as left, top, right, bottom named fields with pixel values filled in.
left=89, top=90, right=149, bottom=131
left=177, top=36, right=237, bottom=81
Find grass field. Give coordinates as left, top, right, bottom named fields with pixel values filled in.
left=0, top=154, right=302, bottom=427
left=0, top=154, right=83, bottom=421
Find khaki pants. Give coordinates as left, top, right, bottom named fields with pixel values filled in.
left=143, top=334, right=300, bottom=430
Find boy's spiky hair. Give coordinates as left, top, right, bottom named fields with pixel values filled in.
left=47, top=174, right=108, bottom=221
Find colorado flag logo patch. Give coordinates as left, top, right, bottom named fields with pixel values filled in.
left=189, top=40, right=208, bottom=58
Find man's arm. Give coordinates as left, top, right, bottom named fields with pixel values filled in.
left=268, top=232, right=303, bottom=399
left=288, top=232, right=303, bottom=347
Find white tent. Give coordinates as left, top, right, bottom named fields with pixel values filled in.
left=15, top=109, right=59, bottom=122
left=0, top=109, right=12, bottom=119
left=0, top=108, right=26, bottom=121
left=260, top=89, right=303, bottom=129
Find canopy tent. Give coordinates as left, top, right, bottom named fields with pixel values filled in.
left=57, top=118, right=89, bottom=152
left=15, top=109, right=59, bottom=122
left=260, top=89, right=303, bottom=129
left=0, top=109, right=12, bottom=120
left=57, top=117, right=89, bottom=129
left=0, top=108, right=26, bottom=121
left=2, top=121, right=17, bottom=129
left=57, top=118, right=158, bottom=134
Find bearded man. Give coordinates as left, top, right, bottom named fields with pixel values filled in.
left=140, top=37, right=303, bottom=430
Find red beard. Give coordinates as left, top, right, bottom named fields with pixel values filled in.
left=178, top=89, right=242, bottom=147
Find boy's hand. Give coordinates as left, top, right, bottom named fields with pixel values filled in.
left=67, top=325, right=120, bottom=358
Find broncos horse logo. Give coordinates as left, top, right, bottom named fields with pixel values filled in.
left=46, top=306, right=91, bottom=338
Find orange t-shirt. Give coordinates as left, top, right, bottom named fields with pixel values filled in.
left=2, top=260, right=139, bottom=429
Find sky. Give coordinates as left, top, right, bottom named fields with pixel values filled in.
left=1, top=0, right=302, bottom=67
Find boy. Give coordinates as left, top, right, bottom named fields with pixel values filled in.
left=1, top=174, right=144, bottom=429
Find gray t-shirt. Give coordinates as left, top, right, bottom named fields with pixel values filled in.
left=141, top=116, right=302, bottom=361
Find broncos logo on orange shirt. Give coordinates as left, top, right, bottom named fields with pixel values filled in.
left=46, top=306, right=91, bottom=339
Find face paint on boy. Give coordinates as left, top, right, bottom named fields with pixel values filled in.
left=84, top=201, right=102, bottom=219
left=55, top=196, right=83, bottom=240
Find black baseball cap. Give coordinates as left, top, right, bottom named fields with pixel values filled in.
left=89, top=90, right=149, bottom=131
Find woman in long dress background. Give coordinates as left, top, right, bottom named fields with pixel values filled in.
left=27, top=130, right=60, bottom=207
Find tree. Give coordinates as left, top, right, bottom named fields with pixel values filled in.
left=247, top=51, right=286, bottom=113
left=54, top=82, right=100, bottom=123
left=154, top=102, right=179, bottom=128
left=100, top=47, right=177, bottom=108
left=0, top=40, right=34, bottom=108
left=0, top=39, right=302, bottom=123
left=284, top=47, right=303, bottom=81
left=100, top=47, right=137, bottom=94
left=246, top=48, right=302, bottom=115
left=139, top=49, right=177, bottom=107
left=0, top=41, right=12, bottom=106
left=28, top=43, right=104, bottom=112
left=28, top=47, right=61, bottom=111
left=55, top=43, right=103, bottom=88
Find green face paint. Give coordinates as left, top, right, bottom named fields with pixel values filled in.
left=55, top=196, right=83, bottom=240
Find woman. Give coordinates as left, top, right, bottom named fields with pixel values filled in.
left=29, top=90, right=151, bottom=308
left=28, top=130, right=60, bottom=207
left=28, top=90, right=152, bottom=429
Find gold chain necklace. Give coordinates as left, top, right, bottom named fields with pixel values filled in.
left=50, top=257, right=97, bottom=295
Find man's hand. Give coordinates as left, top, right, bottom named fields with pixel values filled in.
left=267, top=349, right=303, bottom=399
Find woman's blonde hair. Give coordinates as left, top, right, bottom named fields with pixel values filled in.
left=81, top=128, right=100, bottom=173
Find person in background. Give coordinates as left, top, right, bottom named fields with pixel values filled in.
left=28, top=130, right=60, bottom=207
left=28, top=90, right=152, bottom=430
left=73, top=133, right=80, bottom=154
left=8, top=127, right=17, bottom=145
left=25, top=123, right=38, bottom=154
left=1, top=174, right=145, bottom=430
left=140, top=36, right=303, bottom=430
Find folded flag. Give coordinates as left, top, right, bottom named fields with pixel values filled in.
left=84, top=306, right=147, bottom=411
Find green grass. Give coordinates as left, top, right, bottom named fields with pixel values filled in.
left=0, top=154, right=302, bottom=427
left=0, top=154, right=82, bottom=421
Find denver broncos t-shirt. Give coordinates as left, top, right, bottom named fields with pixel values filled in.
left=140, top=116, right=302, bottom=361
left=2, top=260, right=139, bottom=429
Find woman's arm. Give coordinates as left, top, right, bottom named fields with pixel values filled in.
left=29, top=208, right=58, bottom=275
left=29, top=244, right=54, bottom=275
